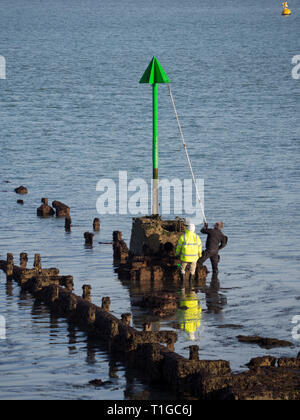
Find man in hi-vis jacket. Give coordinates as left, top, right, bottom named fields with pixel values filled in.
left=176, top=223, right=202, bottom=287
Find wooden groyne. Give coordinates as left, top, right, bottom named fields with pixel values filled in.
left=0, top=253, right=229, bottom=397
left=1, top=253, right=300, bottom=400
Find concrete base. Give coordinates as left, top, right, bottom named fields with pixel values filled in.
left=129, top=216, right=186, bottom=257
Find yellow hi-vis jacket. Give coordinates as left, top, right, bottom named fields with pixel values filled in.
left=176, top=230, right=202, bottom=263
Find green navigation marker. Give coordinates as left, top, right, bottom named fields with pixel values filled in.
left=139, top=57, right=170, bottom=215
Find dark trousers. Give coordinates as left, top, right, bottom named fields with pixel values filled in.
left=198, top=250, right=220, bottom=272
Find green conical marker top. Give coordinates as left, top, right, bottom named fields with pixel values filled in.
left=139, top=56, right=170, bottom=84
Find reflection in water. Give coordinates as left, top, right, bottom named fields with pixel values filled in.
left=86, top=342, right=97, bottom=365
left=109, top=360, right=119, bottom=379
left=0, top=261, right=182, bottom=399
left=49, top=313, right=59, bottom=343
left=67, top=323, right=78, bottom=354
left=5, top=279, right=13, bottom=297
left=176, top=289, right=202, bottom=341
left=174, top=273, right=228, bottom=342
left=204, top=273, right=227, bottom=314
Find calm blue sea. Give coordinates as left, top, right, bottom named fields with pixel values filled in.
left=0, top=0, right=299, bottom=400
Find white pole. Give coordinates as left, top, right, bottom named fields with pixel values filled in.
left=168, top=85, right=207, bottom=224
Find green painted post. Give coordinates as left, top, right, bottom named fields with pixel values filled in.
left=152, top=82, right=159, bottom=213
left=153, top=82, right=158, bottom=175
left=139, top=57, right=170, bottom=215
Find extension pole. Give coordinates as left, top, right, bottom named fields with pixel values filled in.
left=168, top=85, right=207, bottom=224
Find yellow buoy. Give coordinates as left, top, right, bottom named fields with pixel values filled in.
left=282, top=2, right=292, bottom=15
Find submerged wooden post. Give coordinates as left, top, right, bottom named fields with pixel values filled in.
left=37, top=198, right=55, bottom=217
left=64, top=276, right=74, bottom=292
left=34, top=254, right=42, bottom=271
left=189, top=345, right=199, bottom=361
left=65, top=208, right=72, bottom=232
left=82, top=285, right=92, bottom=302
left=101, top=297, right=111, bottom=312
left=93, top=218, right=100, bottom=232
left=68, top=294, right=77, bottom=312
left=20, top=253, right=28, bottom=269
left=84, top=232, right=94, bottom=246
left=6, top=253, right=14, bottom=280
left=121, top=313, right=132, bottom=327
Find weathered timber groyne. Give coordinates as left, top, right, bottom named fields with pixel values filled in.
left=0, top=253, right=211, bottom=396
left=1, top=253, right=299, bottom=400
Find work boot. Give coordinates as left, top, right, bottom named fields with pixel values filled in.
left=189, top=273, right=195, bottom=288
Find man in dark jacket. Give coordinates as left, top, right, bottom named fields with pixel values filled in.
left=198, top=222, right=228, bottom=273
